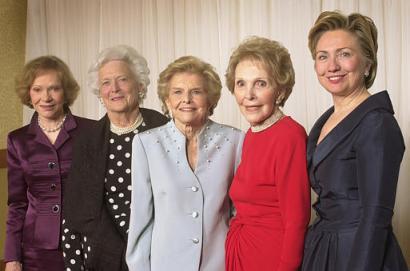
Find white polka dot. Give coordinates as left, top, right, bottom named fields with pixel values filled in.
left=64, top=228, right=69, bottom=233
left=62, top=236, right=65, bottom=241
left=125, top=152, right=131, bottom=158
left=133, top=130, right=138, bottom=133
left=65, top=243, right=71, bottom=249
left=87, top=246, right=91, bottom=252
left=113, top=204, right=119, bottom=210
left=118, top=177, right=124, bottom=183
left=110, top=138, right=114, bottom=144
left=83, top=236, right=87, bottom=242
left=84, top=253, right=88, bottom=259
left=67, top=268, right=71, bottom=271
left=109, top=169, right=114, bottom=174
left=127, top=185, right=132, bottom=191
left=75, top=249, right=81, bottom=255
left=119, top=193, right=124, bottom=198
left=63, top=252, right=66, bottom=257
left=108, top=198, right=114, bottom=203
left=125, top=201, right=130, bottom=205
left=109, top=154, right=115, bottom=159
left=117, top=145, right=123, bottom=150
left=62, top=219, right=65, bottom=224
left=115, top=215, right=120, bottom=218
left=126, top=168, right=131, bottom=174
left=71, top=234, right=76, bottom=240
left=117, top=161, right=123, bottom=167
left=121, top=213, right=126, bottom=217
left=70, top=259, right=76, bottom=264
left=120, top=221, right=126, bottom=227
left=104, top=178, right=107, bottom=183
left=125, top=137, right=130, bottom=142
left=111, top=186, right=117, bottom=192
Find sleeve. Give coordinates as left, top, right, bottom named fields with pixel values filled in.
left=4, top=134, right=28, bottom=262
left=276, top=128, right=311, bottom=271
left=126, top=135, right=154, bottom=271
left=234, top=131, right=245, bottom=171
left=346, top=112, right=405, bottom=270
left=61, top=217, right=86, bottom=271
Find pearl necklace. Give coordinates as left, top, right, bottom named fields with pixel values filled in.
left=110, top=113, right=143, bottom=135
left=251, top=109, right=284, bottom=132
left=38, top=115, right=67, bottom=133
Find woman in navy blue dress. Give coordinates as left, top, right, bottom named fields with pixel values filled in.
left=302, top=11, right=408, bottom=271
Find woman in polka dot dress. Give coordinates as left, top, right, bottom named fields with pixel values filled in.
left=61, top=45, right=168, bottom=271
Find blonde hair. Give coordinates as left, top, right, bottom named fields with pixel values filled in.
left=225, top=36, right=295, bottom=107
left=157, top=56, right=222, bottom=117
left=308, top=10, right=378, bottom=88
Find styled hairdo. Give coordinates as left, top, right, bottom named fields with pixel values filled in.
left=15, top=55, right=79, bottom=110
left=225, top=36, right=295, bottom=107
left=308, top=10, right=378, bottom=88
left=157, top=56, right=222, bottom=117
left=87, top=45, right=150, bottom=103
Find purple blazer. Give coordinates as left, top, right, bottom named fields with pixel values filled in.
left=4, top=111, right=95, bottom=263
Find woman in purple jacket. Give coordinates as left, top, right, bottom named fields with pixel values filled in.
left=4, top=56, right=94, bottom=271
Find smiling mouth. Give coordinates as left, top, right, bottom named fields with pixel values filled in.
left=244, top=105, right=261, bottom=112
left=180, top=107, right=196, bottom=112
left=111, top=96, right=124, bottom=101
left=327, top=75, right=345, bottom=82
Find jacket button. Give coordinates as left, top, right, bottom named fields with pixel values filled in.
left=191, top=186, right=199, bottom=192
left=50, top=184, right=56, bottom=191
left=52, top=204, right=60, bottom=213
left=192, top=238, right=199, bottom=244
left=48, top=162, right=56, bottom=169
left=191, top=211, right=199, bottom=218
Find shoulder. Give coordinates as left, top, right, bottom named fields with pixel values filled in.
left=277, top=117, right=307, bottom=141
left=140, top=108, right=169, bottom=128
left=208, top=120, right=244, bottom=144
left=73, top=115, right=97, bottom=127
left=8, top=124, right=31, bottom=139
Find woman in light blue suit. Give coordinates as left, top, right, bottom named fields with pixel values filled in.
left=126, top=56, right=244, bottom=271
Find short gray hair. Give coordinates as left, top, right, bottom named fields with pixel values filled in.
left=87, top=45, right=150, bottom=102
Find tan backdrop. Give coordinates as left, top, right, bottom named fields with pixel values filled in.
left=0, top=0, right=27, bottom=263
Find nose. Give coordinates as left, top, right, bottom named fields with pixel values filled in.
left=244, top=85, right=255, bottom=100
left=182, top=92, right=192, bottom=103
left=42, top=89, right=52, bottom=101
left=111, top=80, right=121, bottom=92
left=328, top=55, right=340, bottom=72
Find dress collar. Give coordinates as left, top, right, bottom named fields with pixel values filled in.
left=251, top=109, right=284, bottom=132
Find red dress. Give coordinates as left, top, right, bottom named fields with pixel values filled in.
left=226, top=117, right=311, bottom=271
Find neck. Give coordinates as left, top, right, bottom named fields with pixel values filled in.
left=174, top=119, right=207, bottom=140
left=108, top=107, right=140, bottom=127
left=332, top=87, right=370, bottom=114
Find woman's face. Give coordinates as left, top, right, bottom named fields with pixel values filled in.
left=314, top=30, right=370, bottom=97
left=165, top=72, right=209, bottom=129
left=98, top=60, right=140, bottom=115
left=233, top=59, right=276, bottom=126
left=29, top=70, right=65, bottom=121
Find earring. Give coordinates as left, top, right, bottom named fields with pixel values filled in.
left=364, top=71, right=369, bottom=77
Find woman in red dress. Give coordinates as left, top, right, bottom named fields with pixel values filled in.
left=225, top=36, right=311, bottom=271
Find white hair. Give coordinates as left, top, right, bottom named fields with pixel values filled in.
left=87, top=45, right=150, bottom=102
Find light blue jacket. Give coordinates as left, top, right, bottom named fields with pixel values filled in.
left=126, top=119, right=244, bottom=271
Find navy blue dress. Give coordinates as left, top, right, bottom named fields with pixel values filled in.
left=302, top=91, right=408, bottom=271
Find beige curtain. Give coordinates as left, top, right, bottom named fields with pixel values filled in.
left=24, top=0, right=410, bottom=263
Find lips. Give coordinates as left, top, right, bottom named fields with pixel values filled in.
left=39, top=104, right=55, bottom=110
left=111, top=96, right=124, bottom=101
left=243, top=105, right=261, bottom=112
left=327, top=74, right=345, bottom=83
left=179, top=107, right=195, bottom=112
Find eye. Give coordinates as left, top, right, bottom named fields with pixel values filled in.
left=339, top=51, right=351, bottom=58
left=316, top=53, right=327, bottom=61
left=30, top=86, right=41, bottom=92
left=255, top=80, right=268, bottom=88
left=235, top=80, right=245, bottom=87
left=101, top=80, right=111, bottom=87
left=49, top=86, right=62, bottom=92
left=192, top=89, right=204, bottom=95
left=118, top=76, right=128, bottom=82
left=171, top=89, right=182, bottom=95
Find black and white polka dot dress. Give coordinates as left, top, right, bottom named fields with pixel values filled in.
left=62, top=129, right=138, bottom=270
